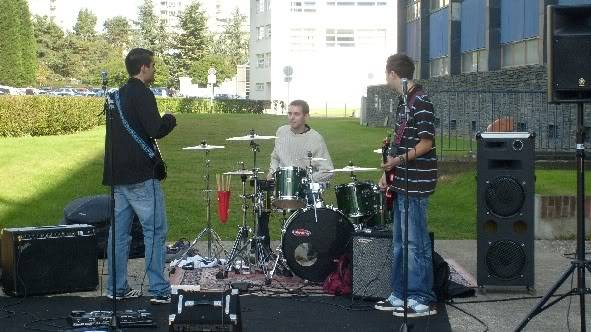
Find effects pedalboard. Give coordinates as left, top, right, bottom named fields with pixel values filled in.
left=68, top=309, right=156, bottom=328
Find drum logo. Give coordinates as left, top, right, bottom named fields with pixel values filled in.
left=292, top=228, right=311, bottom=237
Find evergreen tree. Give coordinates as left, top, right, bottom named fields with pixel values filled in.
left=176, top=2, right=209, bottom=76
left=16, top=0, right=37, bottom=85
left=137, top=0, right=159, bottom=51
left=104, top=16, right=131, bottom=49
left=73, top=9, right=97, bottom=41
left=0, top=0, right=23, bottom=86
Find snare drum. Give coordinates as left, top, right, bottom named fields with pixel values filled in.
left=334, top=181, right=378, bottom=218
left=273, top=167, right=308, bottom=209
left=281, top=207, right=353, bottom=282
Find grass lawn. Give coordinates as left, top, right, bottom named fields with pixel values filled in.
left=0, top=113, right=586, bottom=241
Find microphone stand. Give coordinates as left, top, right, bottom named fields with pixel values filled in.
left=102, top=71, right=121, bottom=330
left=400, top=78, right=411, bottom=332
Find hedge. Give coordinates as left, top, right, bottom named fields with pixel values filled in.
left=0, top=96, right=269, bottom=137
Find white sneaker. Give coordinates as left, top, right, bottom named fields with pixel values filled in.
left=375, top=294, right=404, bottom=311
left=393, top=299, right=437, bottom=317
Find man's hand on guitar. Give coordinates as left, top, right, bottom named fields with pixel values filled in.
left=378, top=173, right=388, bottom=190
left=381, top=155, right=398, bottom=171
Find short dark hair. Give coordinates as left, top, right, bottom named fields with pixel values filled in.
left=386, top=54, right=415, bottom=79
left=289, top=100, right=309, bottom=115
left=125, top=48, right=154, bottom=76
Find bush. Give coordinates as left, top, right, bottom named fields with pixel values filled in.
left=0, top=96, right=104, bottom=137
left=0, top=96, right=268, bottom=137
left=157, top=98, right=267, bottom=114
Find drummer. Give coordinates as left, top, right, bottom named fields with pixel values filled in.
left=266, top=99, right=334, bottom=182
left=257, top=99, right=334, bottom=252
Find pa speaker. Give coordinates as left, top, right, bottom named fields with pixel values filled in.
left=62, top=195, right=145, bottom=259
left=1, top=225, right=98, bottom=296
left=547, top=5, right=591, bottom=103
left=352, top=229, right=392, bottom=299
left=476, top=132, right=535, bottom=288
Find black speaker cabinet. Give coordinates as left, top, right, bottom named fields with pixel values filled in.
left=1, top=225, right=98, bottom=296
left=547, top=4, right=591, bottom=103
left=352, top=229, right=392, bottom=299
left=476, top=132, right=535, bottom=288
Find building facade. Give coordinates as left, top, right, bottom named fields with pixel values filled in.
left=155, top=0, right=249, bottom=34
left=364, top=0, right=591, bottom=155
left=249, top=0, right=398, bottom=109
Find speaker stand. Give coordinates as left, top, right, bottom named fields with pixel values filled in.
left=515, top=103, right=591, bottom=331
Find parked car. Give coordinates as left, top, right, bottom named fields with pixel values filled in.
left=51, top=88, right=78, bottom=96
left=0, top=87, right=9, bottom=95
left=75, top=88, right=96, bottom=97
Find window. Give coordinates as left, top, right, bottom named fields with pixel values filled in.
left=265, top=52, right=271, bottom=67
left=257, top=54, right=265, bottom=68
left=357, top=1, right=375, bottom=5
left=471, top=121, right=477, bottom=133
left=265, top=24, right=272, bottom=38
left=326, top=29, right=355, bottom=47
left=290, top=28, right=316, bottom=51
left=548, top=124, right=558, bottom=139
left=336, top=2, right=355, bottom=6
left=407, top=0, right=421, bottom=22
left=431, top=0, right=449, bottom=11
left=356, top=29, right=386, bottom=48
left=255, top=83, right=264, bottom=91
left=462, top=49, right=488, bottom=73
left=501, top=38, right=539, bottom=68
left=291, top=1, right=317, bottom=12
left=257, top=26, right=265, bottom=40
left=430, top=57, right=449, bottom=77
left=450, top=119, right=457, bottom=130
left=517, top=122, right=527, bottom=132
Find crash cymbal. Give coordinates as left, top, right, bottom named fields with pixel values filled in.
left=223, top=170, right=264, bottom=176
left=329, top=166, right=378, bottom=172
left=183, top=144, right=225, bottom=150
left=226, top=134, right=276, bottom=141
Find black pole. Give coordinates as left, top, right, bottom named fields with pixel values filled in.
left=102, top=71, right=120, bottom=330
left=575, top=102, right=587, bottom=332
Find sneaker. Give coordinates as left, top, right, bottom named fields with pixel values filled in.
left=393, top=299, right=437, bottom=317
left=150, top=294, right=171, bottom=305
left=374, top=294, right=404, bottom=311
left=106, top=288, right=142, bottom=300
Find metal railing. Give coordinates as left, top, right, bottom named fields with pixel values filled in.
left=428, top=90, right=589, bottom=159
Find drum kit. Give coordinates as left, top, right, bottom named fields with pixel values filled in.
left=178, top=130, right=390, bottom=284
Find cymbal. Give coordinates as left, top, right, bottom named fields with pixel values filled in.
left=223, top=170, right=264, bottom=176
left=373, top=149, right=382, bottom=154
left=298, top=157, right=327, bottom=161
left=183, top=144, right=225, bottom=150
left=329, top=166, right=378, bottom=173
left=226, top=134, right=276, bottom=141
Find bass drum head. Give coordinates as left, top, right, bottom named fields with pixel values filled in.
left=281, top=208, right=353, bottom=282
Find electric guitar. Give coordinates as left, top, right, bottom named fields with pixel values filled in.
left=382, top=134, right=395, bottom=210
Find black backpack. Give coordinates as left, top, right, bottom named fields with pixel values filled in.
left=432, top=251, right=450, bottom=302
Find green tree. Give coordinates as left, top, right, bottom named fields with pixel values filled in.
left=190, top=53, right=233, bottom=86
left=0, top=0, right=23, bottom=86
left=73, top=9, right=97, bottom=40
left=215, top=7, right=249, bottom=75
left=137, top=0, right=159, bottom=51
left=175, top=2, right=209, bottom=76
left=16, top=0, right=37, bottom=85
left=103, top=16, right=131, bottom=49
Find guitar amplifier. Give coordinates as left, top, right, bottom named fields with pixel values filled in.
left=352, top=228, right=393, bottom=300
left=169, top=287, right=241, bottom=332
left=1, top=224, right=98, bottom=296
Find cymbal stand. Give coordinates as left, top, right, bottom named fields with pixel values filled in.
left=175, top=141, right=226, bottom=266
left=305, top=151, right=320, bottom=223
left=224, top=164, right=254, bottom=273
left=249, top=136, right=274, bottom=278
left=269, top=209, right=292, bottom=280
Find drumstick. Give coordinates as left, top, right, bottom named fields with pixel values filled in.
left=216, top=174, right=220, bottom=191
left=226, top=175, right=231, bottom=191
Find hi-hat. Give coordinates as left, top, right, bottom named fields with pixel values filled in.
left=223, top=170, right=264, bottom=176
left=226, top=134, right=276, bottom=141
left=329, top=166, right=378, bottom=173
left=183, top=144, right=225, bottom=150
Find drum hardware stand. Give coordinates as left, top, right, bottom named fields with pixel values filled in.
left=268, top=210, right=292, bottom=280
left=176, top=141, right=226, bottom=265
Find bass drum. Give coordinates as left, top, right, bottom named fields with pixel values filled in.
left=281, top=208, right=353, bottom=282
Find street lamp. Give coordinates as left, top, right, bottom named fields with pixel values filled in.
left=208, top=67, right=217, bottom=103
left=283, top=65, right=293, bottom=112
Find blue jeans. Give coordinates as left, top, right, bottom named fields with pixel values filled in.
left=390, top=194, right=435, bottom=304
left=107, top=179, right=171, bottom=297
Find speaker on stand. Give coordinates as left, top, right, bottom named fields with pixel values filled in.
left=476, top=132, right=535, bottom=289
